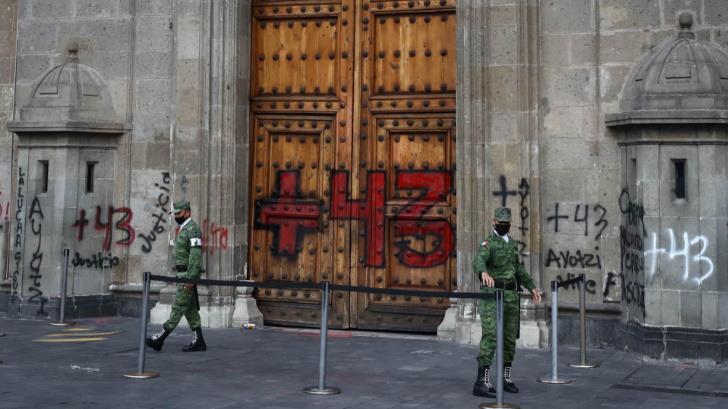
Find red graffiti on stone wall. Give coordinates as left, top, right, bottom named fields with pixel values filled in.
left=72, top=206, right=135, bottom=251
left=201, top=219, right=229, bottom=255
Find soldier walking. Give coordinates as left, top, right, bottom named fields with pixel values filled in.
left=472, top=207, right=542, bottom=397
left=146, top=201, right=207, bottom=352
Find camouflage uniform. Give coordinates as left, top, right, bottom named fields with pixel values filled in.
left=472, top=207, right=536, bottom=396
left=164, top=208, right=203, bottom=331
left=146, top=201, right=206, bottom=352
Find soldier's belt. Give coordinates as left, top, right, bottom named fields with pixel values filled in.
left=175, top=265, right=187, bottom=273
left=482, top=280, right=518, bottom=291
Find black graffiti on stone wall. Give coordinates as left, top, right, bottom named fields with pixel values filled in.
left=546, top=203, right=608, bottom=240
left=618, top=189, right=646, bottom=315
left=555, top=272, right=597, bottom=295
left=11, top=167, right=25, bottom=296
left=619, top=189, right=646, bottom=276
left=27, top=197, right=47, bottom=315
left=492, top=175, right=530, bottom=262
left=138, top=172, right=171, bottom=253
left=603, top=271, right=644, bottom=312
left=71, top=252, right=120, bottom=270
left=545, top=247, right=603, bottom=270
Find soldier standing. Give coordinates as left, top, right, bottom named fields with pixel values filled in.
left=146, top=201, right=207, bottom=352
left=472, top=207, right=541, bottom=397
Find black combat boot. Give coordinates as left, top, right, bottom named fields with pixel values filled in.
left=145, top=327, right=171, bottom=352
left=472, top=364, right=496, bottom=397
left=503, top=363, right=519, bottom=393
left=182, top=327, right=207, bottom=352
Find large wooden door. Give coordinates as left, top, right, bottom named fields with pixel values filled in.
left=250, top=0, right=456, bottom=331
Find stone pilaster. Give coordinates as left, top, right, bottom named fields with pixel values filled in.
left=443, top=0, right=545, bottom=347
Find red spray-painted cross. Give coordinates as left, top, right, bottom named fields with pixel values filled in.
left=254, top=171, right=322, bottom=257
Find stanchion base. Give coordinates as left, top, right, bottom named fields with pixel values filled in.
left=123, top=371, right=159, bottom=379
left=537, top=376, right=574, bottom=384
left=479, top=402, right=520, bottom=409
left=302, top=386, right=341, bottom=395
left=50, top=322, right=76, bottom=326
left=569, top=361, right=599, bottom=368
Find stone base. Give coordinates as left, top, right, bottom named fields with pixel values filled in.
left=436, top=304, right=458, bottom=341
left=620, top=320, right=728, bottom=364
left=2, top=293, right=117, bottom=320
left=149, top=284, right=256, bottom=329
left=231, top=286, right=264, bottom=328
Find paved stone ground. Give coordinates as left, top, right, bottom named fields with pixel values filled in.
left=0, top=316, right=727, bottom=409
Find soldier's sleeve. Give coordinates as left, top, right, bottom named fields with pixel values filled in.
left=187, top=227, right=203, bottom=279
left=514, top=252, right=536, bottom=291
left=472, top=241, right=491, bottom=276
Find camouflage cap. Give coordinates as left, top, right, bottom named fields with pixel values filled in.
left=494, top=207, right=512, bottom=222
left=171, top=201, right=191, bottom=214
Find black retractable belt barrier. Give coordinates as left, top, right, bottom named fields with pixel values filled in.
left=125, top=274, right=517, bottom=407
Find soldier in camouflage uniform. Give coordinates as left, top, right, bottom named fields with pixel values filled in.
left=146, top=201, right=207, bottom=352
left=472, top=207, right=542, bottom=397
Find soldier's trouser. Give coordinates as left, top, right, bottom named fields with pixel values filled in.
left=477, top=290, right=520, bottom=366
left=164, top=284, right=201, bottom=331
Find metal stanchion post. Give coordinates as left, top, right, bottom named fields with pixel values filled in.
left=570, top=274, right=599, bottom=369
left=123, top=272, right=158, bottom=379
left=51, top=249, right=75, bottom=326
left=303, top=281, right=340, bottom=395
left=538, top=281, right=573, bottom=384
left=481, top=290, right=519, bottom=409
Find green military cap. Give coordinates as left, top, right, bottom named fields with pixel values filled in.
left=494, top=207, right=511, bottom=222
left=172, top=201, right=191, bottom=213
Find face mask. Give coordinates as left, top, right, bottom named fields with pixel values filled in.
left=175, top=216, right=186, bottom=225
left=494, top=223, right=510, bottom=236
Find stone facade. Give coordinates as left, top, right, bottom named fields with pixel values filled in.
left=2, top=0, right=727, bottom=362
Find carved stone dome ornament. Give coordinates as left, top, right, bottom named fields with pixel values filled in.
left=606, top=13, right=728, bottom=126
left=8, top=43, right=130, bottom=134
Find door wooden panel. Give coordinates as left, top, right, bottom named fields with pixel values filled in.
left=350, top=0, right=457, bottom=331
left=250, top=0, right=355, bottom=327
left=249, top=0, right=456, bottom=331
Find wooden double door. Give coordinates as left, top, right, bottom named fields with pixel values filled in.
left=249, top=0, right=456, bottom=331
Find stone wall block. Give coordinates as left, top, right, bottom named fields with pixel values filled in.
left=679, top=290, right=701, bottom=328
left=541, top=169, right=586, bottom=203
left=135, top=79, right=172, bottom=115
left=17, top=19, right=56, bottom=53
left=489, top=25, right=518, bottom=66
left=644, top=288, right=662, bottom=324
left=487, top=66, right=518, bottom=112
left=542, top=67, right=597, bottom=108
left=543, top=106, right=597, bottom=139
left=541, top=0, right=593, bottom=34
left=569, top=33, right=597, bottom=65
left=600, top=0, right=660, bottom=30
left=75, top=0, right=129, bottom=18
left=540, top=34, right=568, bottom=66
left=600, top=31, right=651, bottom=64
left=543, top=138, right=598, bottom=171
left=31, top=0, right=74, bottom=19
left=660, top=289, right=681, bottom=326
left=703, top=0, right=728, bottom=26
left=136, top=15, right=173, bottom=52
left=135, top=51, right=172, bottom=79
